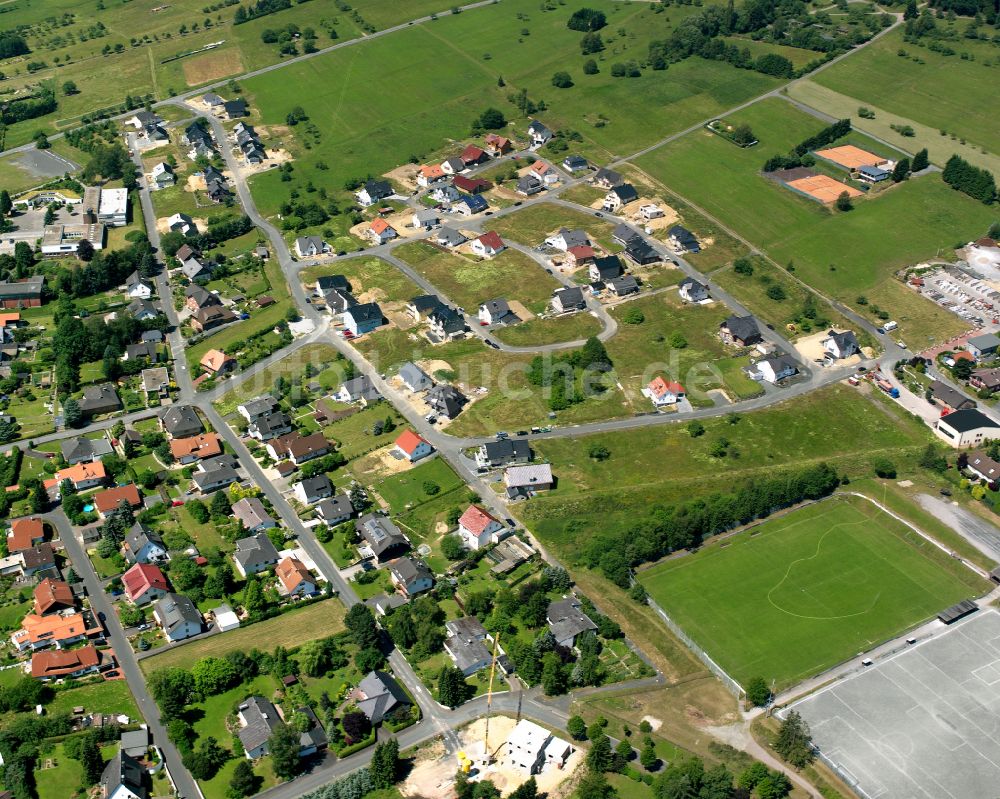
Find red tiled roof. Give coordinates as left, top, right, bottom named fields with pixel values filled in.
left=477, top=231, right=504, bottom=250
left=458, top=505, right=499, bottom=535
left=567, top=245, right=596, bottom=261
left=31, top=646, right=100, bottom=678
left=169, top=433, right=223, bottom=460
left=93, top=484, right=142, bottom=514
left=647, top=376, right=684, bottom=398
left=8, top=517, right=44, bottom=553
left=453, top=175, right=492, bottom=193
left=460, top=144, right=486, bottom=163
left=370, top=217, right=394, bottom=235
left=55, top=461, right=106, bottom=487
left=394, top=430, right=428, bottom=456
left=33, top=578, right=74, bottom=615
left=276, top=556, right=313, bottom=592
left=122, top=563, right=169, bottom=601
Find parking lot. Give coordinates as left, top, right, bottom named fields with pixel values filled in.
left=910, top=264, right=1000, bottom=327
left=789, top=609, right=1000, bottom=799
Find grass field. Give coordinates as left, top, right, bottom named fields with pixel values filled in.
left=633, top=98, right=997, bottom=343
left=812, top=25, right=1000, bottom=158
left=45, top=679, right=140, bottom=718
left=140, top=599, right=345, bottom=674
left=639, top=495, right=987, bottom=688
left=493, top=312, right=604, bottom=347
left=375, top=457, right=464, bottom=514
left=302, top=258, right=422, bottom=306
left=489, top=205, right=618, bottom=252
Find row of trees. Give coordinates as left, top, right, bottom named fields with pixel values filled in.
left=0, top=89, right=56, bottom=126
left=943, top=154, right=996, bottom=204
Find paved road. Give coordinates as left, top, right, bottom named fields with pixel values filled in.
left=915, top=493, right=1000, bottom=563
left=47, top=510, right=203, bottom=799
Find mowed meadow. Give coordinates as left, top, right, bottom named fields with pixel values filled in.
left=634, top=98, right=998, bottom=341
left=243, top=0, right=784, bottom=215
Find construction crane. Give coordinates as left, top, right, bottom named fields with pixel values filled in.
left=482, top=632, right=501, bottom=766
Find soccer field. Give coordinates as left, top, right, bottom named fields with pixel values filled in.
left=639, top=495, right=987, bottom=690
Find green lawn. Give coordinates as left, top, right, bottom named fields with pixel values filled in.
left=633, top=98, right=998, bottom=344
left=394, top=241, right=561, bottom=316
left=0, top=600, right=32, bottom=633
left=323, top=406, right=406, bottom=461
left=35, top=741, right=119, bottom=799
left=493, top=312, right=605, bottom=347
left=301, top=258, right=422, bottom=306
left=639, top=495, right=987, bottom=689
left=45, top=680, right=140, bottom=719
left=375, top=458, right=463, bottom=513
left=490, top=205, right=618, bottom=252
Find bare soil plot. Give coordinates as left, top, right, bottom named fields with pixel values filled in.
left=183, top=49, right=245, bottom=85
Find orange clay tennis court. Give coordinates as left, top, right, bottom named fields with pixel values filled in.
left=786, top=174, right=864, bottom=203
left=814, top=145, right=884, bottom=170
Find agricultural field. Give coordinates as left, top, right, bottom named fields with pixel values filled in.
left=634, top=98, right=997, bottom=343
left=638, top=495, right=987, bottom=688
left=521, top=384, right=933, bottom=554
left=811, top=25, right=1000, bottom=160
left=394, top=240, right=560, bottom=315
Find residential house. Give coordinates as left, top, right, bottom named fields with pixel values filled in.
left=563, top=155, right=588, bottom=172
left=276, top=557, right=318, bottom=598
left=967, top=333, right=1000, bottom=359
left=126, top=298, right=160, bottom=322
left=565, top=245, right=596, bottom=268
left=19, top=544, right=56, bottom=578
left=7, top=518, right=44, bottom=554
left=315, top=275, right=351, bottom=295
left=237, top=696, right=280, bottom=759
left=12, top=610, right=100, bottom=652
left=357, top=513, right=409, bottom=563
left=141, top=367, right=170, bottom=397
left=678, top=278, right=709, bottom=303
left=479, top=298, right=516, bottom=326
left=334, top=376, right=380, bottom=407
left=426, top=384, right=467, bottom=419
left=607, top=275, right=638, bottom=297
left=408, top=294, right=443, bottom=321
left=100, top=751, right=147, bottom=799
left=417, top=164, right=446, bottom=187
left=191, top=464, right=238, bottom=493
left=223, top=98, right=248, bottom=119
left=719, top=315, right=762, bottom=347
left=436, top=227, right=466, bottom=248
left=642, top=377, right=685, bottom=408
left=93, top=484, right=142, bottom=518
left=121, top=523, right=167, bottom=565
left=60, top=435, right=113, bottom=465
left=31, top=646, right=105, bottom=681
left=191, top=305, right=238, bottom=333
left=169, top=432, right=223, bottom=464
left=458, top=505, right=505, bottom=550
left=472, top=231, right=505, bottom=258
left=412, top=209, right=440, bottom=229
left=294, top=237, right=331, bottom=258
left=551, top=287, right=585, bottom=313
left=966, top=451, right=1000, bottom=484
left=822, top=330, right=859, bottom=359
left=122, top=563, right=170, bottom=606
left=267, top=432, right=331, bottom=465
left=294, top=475, right=334, bottom=505
left=53, top=461, right=107, bottom=491
left=121, top=730, right=150, bottom=759
left=33, top=578, right=74, bottom=616
left=624, top=238, right=660, bottom=266
left=150, top=162, right=175, bottom=189
left=202, top=92, right=224, bottom=107
left=505, top=719, right=574, bottom=776
left=667, top=226, right=700, bottom=253
left=355, top=671, right=411, bottom=724
left=78, top=383, right=121, bottom=417
left=167, top=212, right=197, bottom=236
left=441, top=157, right=466, bottom=175
left=430, top=183, right=461, bottom=204
left=367, top=218, right=397, bottom=245
left=452, top=175, right=491, bottom=194
left=934, top=408, right=1000, bottom=448
left=343, top=302, right=383, bottom=337
left=504, top=464, right=553, bottom=498
left=530, top=160, right=559, bottom=185
left=389, top=556, right=434, bottom=597
left=592, top=168, right=623, bottom=189
left=233, top=533, right=281, bottom=577
left=640, top=204, right=665, bottom=221
left=544, top=226, right=588, bottom=251
left=453, top=193, right=489, bottom=216
left=153, top=593, right=202, bottom=642
left=602, top=184, right=639, bottom=211
left=200, top=349, right=237, bottom=375
left=515, top=174, right=543, bottom=196
left=393, top=430, right=433, bottom=462
left=749, top=354, right=798, bottom=384
left=125, top=271, right=153, bottom=300
left=239, top=396, right=279, bottom=424
left=180, top=255, right=212, bottom=281
left=357, top=179, right=393, bottom=207
left=484, top=133, right=513, bottom=156
left=324, top=288, right=357, bottom=314
left=611, top=223, right=637, bottom=247
left=316, top=494, right=354, bottom=526
left=232, top=497, right=277, bottom=533
left=475, top=439, right=532, bottom=469
left=547, top=597, right=597, bottom=648
left=181, top=121, right=213, bottom=148
left=460, top=144, right=488, bottom=166
left=428, top=305, right=465, bottom=339
left=444, top=617, right=492, bottom=676
left=589, top=256, right=622, bottom=282
left=971, top=368, right=1000, bottom=393
left=527, top=120, right=552, bottom=147
left=399, top=362, right=433, bottom=392
left=160, top=405, right=202, bottom=438
left=930, top=380, right=977, bottom=412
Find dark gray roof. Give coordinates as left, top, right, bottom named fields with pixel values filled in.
left=426, top=384, right=467, bottom=418
left=446, top=631, right=491, bottom=673
left=297, top=474, right=333, bottom=499
left=192, top=465, right=238, bottom=490
left=517, top=175, right=542, bottom=192
left=399, top=362, right=432, bottom=389
left=446, top=616, right=487, bottom=639
left=241, top=396, right=279, bottom=418
left=78, top=383, right=120, bottom=413
left=594, top=167, right=623, bottom=186
left=237, top=696, right=280, bottom=753
left=60, top=435, right=113, bottom=463
left=232, top=497, right=275, bottom=531
left=612, top=223, right=638, bottom=244
left=553, top=287, right=585, bottom=308
left=437, top=228, right=466, bottom=246
left=153, top=592, right=201, bottom=636
left=680, top=277, right=707, bottom=294
left=357, top=513, right=408, bottom=559
left=430, top=305, right=465, bottom=334
left=547, top=597, right=597, bottom=643
left=826, top=330, right=858, bottom=352
left=251, top=410, right=292, bottom=436
left=316, top=494, right=354, bottom=521
left=443, top=157, right=465, bottom=173
left=558, top=228, right=589, bottom=248
left=357, top=670, right=410, bottom=723
left=390, top=556, right=432, bottom=585
left=124, top=523, right=164, bottom=556
left=591, top=256, right=622, bottom=280
left=482, top=439, right=531, bottom=463
left=608, top=275, right=638, bottom=294
left=480, top=298, right=510, bottom=318
left=346, top=302, right=382, bottom=324
left=624, top=238, right=658, bottom=264
left=938, top=408, right=999, bottom=433
left=223, top=98, right=248, bottom=118
left=668, top=225, right=698, bottom=249
left=722, top=315, right=760, bottom=342
left=340, top=375, right=381, bottom=402
left=233, top=532, right=280, bottom=571
left=362, top=179, right=392, bottom=199
left=161, top=405, right=202, bottom=435
left=101, top=751, right=147, bottom=799
left=316, top=274, right=350, bottom=293
left=528, top=120, right=552, bottom=136
left=610, top=183, right=638, bottom=202
left=931, top=380, right=975, bottom=410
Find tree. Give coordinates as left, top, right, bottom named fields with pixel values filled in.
left=62, top=80, right=79, bottom=95
left=687, top=420, right=705, bottom=437
left=774, top=711, right=814, bottom=768
left=78, top=733, right=104, bottom=784
left=583, top=59, right=599, bottom=74
left=476, top=107, right=506, bottom=131
left=737, top=762, right=769, bottom=792
left=268, top=723, right=302, bottom=780
left=731, top=123, right=756, bottom=146
left=745, top=676, right=771, bottom=707
left=228, top=760, right=257, bottom=799
left=766, top=284, right=786, bottom=301
left=552, top=71, right=573, bottom=89
left=210, top=491, right=231, bottom=517
left=243, top=576, right=266, bottom=617
left=508, top=777, right=537, bottom=799
left=588, top=444, right=610, bottom=461
left=0, top=190, right=11, bottom=217
left=148, top=667, right=194, bottom=719
left=576, top=770, right=616, bottom=799
left=872, top=457, right=896, bottom=479
left=904, top=0, right=918, bottom=19
left=568, top=8, right=607, bottom=31
left=342, top=711, right=371, bottom=742
left=912, top=148, right=929, bottom=172
left=369, top=739, right=400, bottom=788
left=587, top=734, right=613, bottom=772
left=580, top=31, right=604, bottom=54
left=756, top=771, right=793, bottom=799
left=835, top=191, right=853, bottom=212
left=441, top=534, right=465, bottom=560
left=77, top=238, right=95, bottom=261
left=438, top=666, right=471, bottom=708
left=186, top=737, right=228, bottom=780
left=63, top=397, right=83, bottom=428
left=640, top=741, right=658, bottom=771
left=891, top=157, right=911, bottom=183
left=191, top=656, right=239, bottom=696
left=622, top=307, right=644, bottom=325
left=568, top=715, right=587, bottom=740
left=734, top=257, right=754, bottom=275
left=344, top=603, right=379, bottom=649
